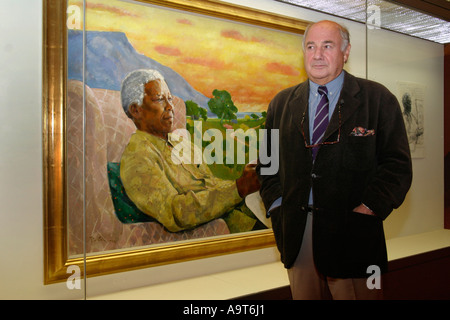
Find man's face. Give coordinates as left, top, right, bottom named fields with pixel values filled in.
left=135, top=79, right=174, bottom=139
left=303, top=21, right=351, bottom=85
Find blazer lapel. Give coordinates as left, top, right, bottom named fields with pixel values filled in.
left=288, top=81, right=310, bottom=142
left=287, top=72, right=361, bottom=144
left=324, top=71, right=361, bottom=141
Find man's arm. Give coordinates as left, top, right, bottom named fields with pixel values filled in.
left=361, top=89, right=413, bottom=219
left=121, top=152, right=242, bottom=232
left=257, top=100, right=283, bottom=213
left=236, top=162, right=261, bottom=198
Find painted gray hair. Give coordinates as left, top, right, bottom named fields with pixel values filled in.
left=121, top=69, right=165, bottom=117
left=302, top=21, right=350, bottom=52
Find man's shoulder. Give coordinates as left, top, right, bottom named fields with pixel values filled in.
left=344, top=72, right=399, bottom=111
left=121, top=131, right=158, bottom=161
left=346, top=71, right=391, bottom=94
left=271, top=80, right=307, bottom=103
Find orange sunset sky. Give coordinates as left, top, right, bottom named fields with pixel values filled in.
left=68, top=0, right=307, bottom=112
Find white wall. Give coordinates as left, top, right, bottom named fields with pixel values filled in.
left=0, top=0, right=71, bottom=299
left=367, top=28, right=444, bottom=238
left=0, top=0, right=444, bottom=299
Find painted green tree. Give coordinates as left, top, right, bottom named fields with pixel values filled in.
left=185, top=100, right=208, bottom=121
left=207, top=89, right=238, bottom=123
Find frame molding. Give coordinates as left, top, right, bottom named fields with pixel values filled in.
left=43, top=0, right=308, bottom=284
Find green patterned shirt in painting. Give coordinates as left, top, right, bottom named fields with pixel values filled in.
left=120, top=130, right=243, bottom=232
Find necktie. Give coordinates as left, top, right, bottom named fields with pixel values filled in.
left=311, top=85, right=329, bottom=160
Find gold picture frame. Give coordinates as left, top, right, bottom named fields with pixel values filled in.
left=43, top=0, right=308, bottom=284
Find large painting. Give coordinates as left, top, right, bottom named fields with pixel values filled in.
left=43, top=0, right=308, bottom=284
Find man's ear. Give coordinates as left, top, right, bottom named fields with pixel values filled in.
left=343, top=43, right=351, bottom=64
left=128, top=103, right=141, bottom=119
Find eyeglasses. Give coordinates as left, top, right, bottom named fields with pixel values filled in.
left=300, top=103, right=341, bottom=149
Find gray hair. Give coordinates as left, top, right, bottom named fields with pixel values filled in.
left=302, top=21, right=350, bottom=52
left=121, top=69, right=165, bottom=116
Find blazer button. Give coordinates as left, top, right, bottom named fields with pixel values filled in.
left=311, top=173, right=317, bottom=179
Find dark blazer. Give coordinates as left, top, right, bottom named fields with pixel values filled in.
left=257, top=71, right=412, bottom=278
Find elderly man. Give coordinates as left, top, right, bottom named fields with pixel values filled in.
left=257, top=20, right=412, bottom=299
left=119, top=69, right=260, bottom=233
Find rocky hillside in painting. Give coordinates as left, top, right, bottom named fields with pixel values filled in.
left=68, top=30, right=210, bottom=111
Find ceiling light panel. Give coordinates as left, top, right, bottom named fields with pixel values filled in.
left=277, top=0, right=450, bottom=43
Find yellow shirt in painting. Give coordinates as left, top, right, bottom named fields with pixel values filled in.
left=120, top=130, right=243, bottom=232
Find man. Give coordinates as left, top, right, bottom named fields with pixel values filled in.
left=120, top=69, right=260, bottom=233
left=257, top=20, right=412, bottom=299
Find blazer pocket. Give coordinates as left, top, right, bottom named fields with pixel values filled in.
left=344, top=211, right=384, bottom=264
left=343, top=135, right=376, bottom=171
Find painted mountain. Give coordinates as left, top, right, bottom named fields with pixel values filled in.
left=68, top=29, right=211, bottom=112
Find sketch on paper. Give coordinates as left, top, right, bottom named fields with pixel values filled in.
left=397, top=81, right=425, bottom=158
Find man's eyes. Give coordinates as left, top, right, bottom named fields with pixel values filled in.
left=306, top=44, right=334, bottom=50
left=153, top=96, right=173, bottom=102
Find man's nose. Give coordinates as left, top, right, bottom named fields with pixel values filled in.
left=313, top=47, right=324, bottom=59
left=164, top=97, right=174, bottom=111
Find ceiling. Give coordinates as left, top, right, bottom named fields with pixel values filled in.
left=277, top=0, right=450, bottom=44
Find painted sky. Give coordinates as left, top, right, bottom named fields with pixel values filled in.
left=68, top=0, right=306, bottom=112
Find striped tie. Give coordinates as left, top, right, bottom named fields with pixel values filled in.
left=311, top=85, right=329, bottom=160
